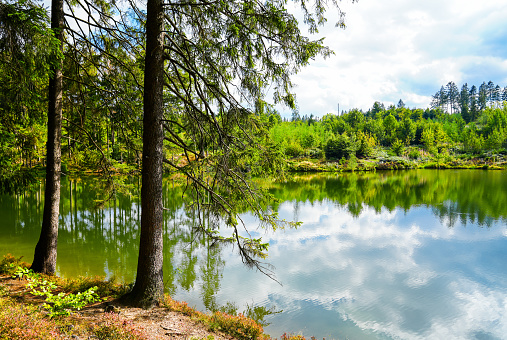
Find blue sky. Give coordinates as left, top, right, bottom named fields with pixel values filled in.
left=276, top=0, right=507, bottom=118
left=53, top=0, right=507, bottom=118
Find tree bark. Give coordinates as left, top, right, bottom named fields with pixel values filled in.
left=125, top=0, right=165, bottom=308
left=31, top=0, right=64, bottom=274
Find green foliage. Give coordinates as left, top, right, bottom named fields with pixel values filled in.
left=382, top=114, right=398, bottom=145
left=391, top=139, right=405, bottom=156
left=324, top=134, right=358, bottom=160
left=300, top=133, right=316, bottom=149
left=421, top=127, right=436, bottom=154
left=43, top=287, right=102, bottom=318
left=462, top=125, right=485, bottom=154
left=12, top=266, right=104, bottom=318
left=407, top=147, right=421, bottom=160
left=284, top=143, right=304, bottom=158
left=355, top=131, right=376, bottom=158
left=267, top=105, right=507, bottom=169
left=342, top=109, right=365, bottom=130
left=0, top=1, right=64, bottom=193
left=398, top=117, right=417, bottom=144
left=485, top=129, right=506, bottom=150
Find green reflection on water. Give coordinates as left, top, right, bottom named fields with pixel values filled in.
left=268, top=170, right=507, bottom=226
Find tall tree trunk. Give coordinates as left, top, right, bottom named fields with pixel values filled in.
left=125, top=0, right=165, bottom=308
left=31, top=0, right=63, bottom=274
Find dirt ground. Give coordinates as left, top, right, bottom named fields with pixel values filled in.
left=0, top=275, right=236, bottom=340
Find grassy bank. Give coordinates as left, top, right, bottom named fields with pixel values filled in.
left=287, top=147, right=507, bottom=172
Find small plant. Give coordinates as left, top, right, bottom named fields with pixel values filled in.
left=209, top=311, right=265, bottom=340
left=408, top=148, right=420, bottom=160
left=12, top=266, right=104, bottom=318
left=391, top=139, right=405, bottom=156
left=280, top=333, right=306, bottom=340
left=42, top=286, right=103, bottom=318
left=12, top=265, right=34, bottom=279
left=1, top=254, right=29, bottom=275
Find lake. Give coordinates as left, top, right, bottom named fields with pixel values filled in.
left=1, top=170, right=506, bottom=339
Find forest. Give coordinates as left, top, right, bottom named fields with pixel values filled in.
left=1, top=0, right=507, bottom=316
left=2, top=0, right=506, bottom=187
left=270, top=93, right=507, bottom=171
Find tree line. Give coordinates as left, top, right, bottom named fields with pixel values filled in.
left=269, top=98, right=507, bottom=162
left=431, top=81, right=507, bottom=122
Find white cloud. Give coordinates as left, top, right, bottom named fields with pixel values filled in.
left=172, top=200, right=507, bottom=339
left=276, top=0, right=507, bottom=117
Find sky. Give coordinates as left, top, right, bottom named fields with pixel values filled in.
left=49, top=0, right=507, bottom=118
left=276, top=0, right=507, bottom=118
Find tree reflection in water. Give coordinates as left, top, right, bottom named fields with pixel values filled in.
left=1, top=169, right=506, bottom=328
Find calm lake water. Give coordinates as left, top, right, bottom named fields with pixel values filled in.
left=1, top=170, right=507, bottom=339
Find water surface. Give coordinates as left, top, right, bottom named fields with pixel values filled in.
left=1, top=170, right=506, bottom=339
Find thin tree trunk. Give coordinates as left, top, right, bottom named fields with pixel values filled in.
left=31, top=0, right=63, bottom=274
left=125, top=0, right=165, bottom=308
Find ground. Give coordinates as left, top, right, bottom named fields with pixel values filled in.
left=0, top=274, right=236, bottom=340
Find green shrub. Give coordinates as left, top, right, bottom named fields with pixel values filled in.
left=356, top=131, right=376, bottom=158
left=284, top=143, right=304, bottom=158
left=12, top=266, right=104, bottom=318
left=391, top=139, right=405, bottom=156
left=408, top=148, right=420, bottom=160
left=324, top=134, right=357, bottom=160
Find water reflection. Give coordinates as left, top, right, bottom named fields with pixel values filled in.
left=1, top=170, right=507, bottom=339
left=267, top=170, right=507, bottom=226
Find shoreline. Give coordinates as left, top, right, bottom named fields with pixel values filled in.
left=0, top=254, right=283, bottom=340
left=286, top=153, right=507, bottom=172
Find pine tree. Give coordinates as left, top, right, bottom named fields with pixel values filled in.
left=29, top=0, right=64, bottom=275
left=493, top=85, right=501, bottom=108
left=446, top=81, right=459, bottom=114
left=431, top=86, right=447, bottom=111
left=469, top=85, right=479, bottom=121
left=478, top=82, right=488, bottom=111
left=124, top=0, right=350, bottom=307
left=459, top=83, right=470, bottom=123
left=487, top=80, right=495, bottom=107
